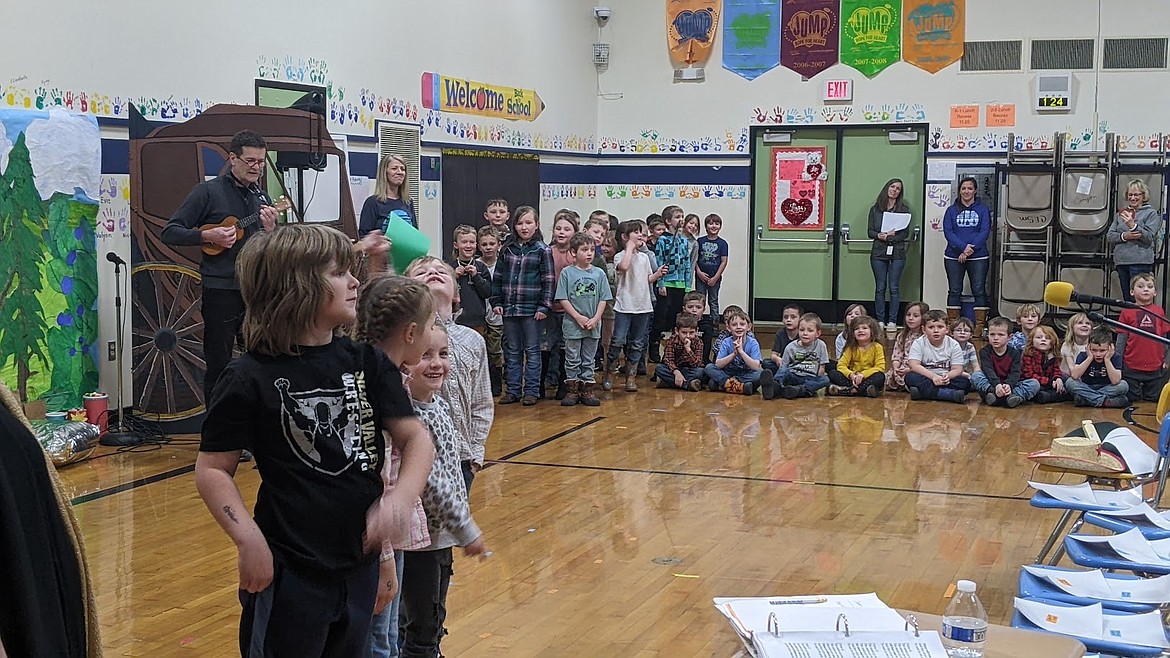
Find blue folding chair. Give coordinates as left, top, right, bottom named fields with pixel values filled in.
left=1063, top=534, right=1170, bottom=577
left=1017, top=566, right=1159, bottom=613
left=1084, top=508, right=1170, bottom=540
left=1031, top=417, right=1170, bottom=565
left=1011, top=596, right=1169, bottom=657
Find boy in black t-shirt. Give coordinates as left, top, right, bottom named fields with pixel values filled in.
left=1066, top=327, right=1131, bottom=408
left=195, top=225, right=434, bottom=657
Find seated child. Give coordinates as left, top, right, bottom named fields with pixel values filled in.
left=1007, top=303, right=1042, bottom=352
left=951, top=316, right=979, bottom=376
left=1116, top=273, right=1170, bottom=403
left=1061, top=312, right=1092, bottom=376
left=710, top=305, right=748, bottom=362
left=704, top=308, right=767, bottom=396
left=905, top=309, right=971, bottom=403
left=769, top=312, right=830, bottom=400
left=766, top=303, right=803, bottom=374
left=683, top=290, right=715, bottom=363
left=654, top=313, right=707, bottom=391
left=972, top=317, right=1039, bottom=408
left=1066, top=327, right=1130, bottom=408
left=1021, top=325, right=1068, bottom=404
left=887, top=302, right=927, bottom=391
left=829, top=315, right=886, bottom=397
left=834, top=304, right=867, bottom=361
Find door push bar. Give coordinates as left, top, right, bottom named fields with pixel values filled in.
left=840, top=224, right=923, bottom=244
left=755, top=225, right=834, bottom=244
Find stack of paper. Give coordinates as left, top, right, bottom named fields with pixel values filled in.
left=1068, top=528, right=1170, bottom=564
left=1022, top=565, right=1170, bottom=603
left=1095, top=502, right=1170, bottom=529
left=1029, top=481, right=1144, bottom=508
left=1102, top=427, right=1159, bottom=476
left=1015, top=598, right=1170, bottom=648
left=714, top=594, right=947, bottom=658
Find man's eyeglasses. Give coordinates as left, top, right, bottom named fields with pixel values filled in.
left=235, top=156, right=265, bottom=169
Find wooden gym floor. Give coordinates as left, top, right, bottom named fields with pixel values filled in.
left=61, top=386, right=1146, bottom=656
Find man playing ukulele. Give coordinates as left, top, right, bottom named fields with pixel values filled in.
left=162, top=130, right=279, bottom=405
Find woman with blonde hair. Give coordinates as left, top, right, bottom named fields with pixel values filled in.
left=1107, top=179, right=1160, bottom=303
left=359, top=154, right=417, bottom=236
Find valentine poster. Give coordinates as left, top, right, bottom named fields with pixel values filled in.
left=770, top=147, right=827, bottom=230
left=781, top=0, right=840, bottom=79
left=902, top=0, right=964, bottom=74
left=840, top=0, right=901, bottom=78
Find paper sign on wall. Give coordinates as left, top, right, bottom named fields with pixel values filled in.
left=949, top=104, right=979, bottom=128
left=985, top=103, right=1016, bottom=127
left=420, top=72, right=544, bottom=122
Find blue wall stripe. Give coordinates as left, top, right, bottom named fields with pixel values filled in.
left=96, top=137, right=747, bottom=185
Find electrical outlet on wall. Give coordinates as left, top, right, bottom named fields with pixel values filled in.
left=107, top=341, right=116, bottom=361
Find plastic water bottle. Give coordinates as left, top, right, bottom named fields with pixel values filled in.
left=941, top=580, right=987, bottom=658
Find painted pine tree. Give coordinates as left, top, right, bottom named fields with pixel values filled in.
left=0, top=133, right=49, bottom=402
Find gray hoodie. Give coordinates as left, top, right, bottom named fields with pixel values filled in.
left=1107, top=204, right=1162, bottom=266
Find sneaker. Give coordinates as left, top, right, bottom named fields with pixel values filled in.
left=828, top=384, right=844, bottom=396
left=1104, top=396, right=1129, bottom=409
left=983, top=392, right=998, bottom=405
left=724, top=378, right=745, bottom=395
left=1006, top=394, right=1023, bottom=408
left=908, top=386, right=922, bottom=400
left=499, top=393, right=521, bottom=405
left=759, top=370, right=776, bottom=400
left=780, top=385, right=801, bottom=400
left=864, top=385, right=880, bottom=398
left=655, top=378, right=670, bottom=389
left=239, top=449, right=253, bottom=463
left=708, top=378, right=721, bottom=392
left=687, top=378, right=703, bottom=392
left=945, top=389, right=967, bottom=403
left=521, top=395, right=538, bottom=406
left=743, top=381, right=755, bottom=396
left=1073, top=394, right=1091, bottom=407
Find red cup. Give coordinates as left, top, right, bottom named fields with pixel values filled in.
left=83, top=392, right=109, bottom=433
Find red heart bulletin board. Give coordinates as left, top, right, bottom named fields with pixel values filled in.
left=770, top=147, right=828, bottom=230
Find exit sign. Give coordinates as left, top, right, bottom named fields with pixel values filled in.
left=823, top=80, right=853, bottom=102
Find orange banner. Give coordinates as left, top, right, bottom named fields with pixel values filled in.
left=668, top=0, right=721, bottom=69
left=902, top=0, right=964, bottom=74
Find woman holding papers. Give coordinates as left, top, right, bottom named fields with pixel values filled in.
left=868, top=179, right=912, bottom=331
left=943, top=177, right=993, bottom=337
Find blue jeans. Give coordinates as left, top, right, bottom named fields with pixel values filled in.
left=654, top=363, right=706, bottom=388
left=608, top=312, right=652, bottom=369
left=776, top=368, right=831, bottom=396
left=904, top=372, right=971, bottom=400
left=943, top=257, right=989, bottom=307
left=695, top=278, right=722, bottom=319
left=1066, top=379, right=1130, bottom=407
left=971, top=373, right=1041, bottom=401
left=1117, top=263, right=1154, bottom=303
left=703, top=364, right=762, bottom=388
left=365, top=551, right=405, bottom=658
left=871, top=257, right=906, bottom=324
left=564, top=336, right=600, bottom=382
left=503, top=316, right=541, bottom=397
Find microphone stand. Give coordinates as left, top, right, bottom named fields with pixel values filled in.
left=101, top=258, right=145, bottom=447
left=1084, top=309, right=1170, bottom=348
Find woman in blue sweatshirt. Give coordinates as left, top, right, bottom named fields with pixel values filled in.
left=942, top=177, right=992, bottom=334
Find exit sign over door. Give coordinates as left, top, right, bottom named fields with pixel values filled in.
left=823, top=80, right=853, bottom=102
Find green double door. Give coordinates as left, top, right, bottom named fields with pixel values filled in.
left=750, top=126, right=926, bottom=323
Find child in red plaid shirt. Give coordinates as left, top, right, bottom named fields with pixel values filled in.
left=1021, top=325, right=1067, bottom=404
left=654, top=313, right=707, bottom=391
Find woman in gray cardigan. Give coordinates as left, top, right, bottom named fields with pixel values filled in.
left=868, top=178, right=912, bottom=329
left=1108, top=180, right=1162, bottom=302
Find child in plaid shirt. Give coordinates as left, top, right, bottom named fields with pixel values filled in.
left=654, top=313, right=707, bottom=391
left=490, top=206, right=554, bottom=406
left=1021, top=325, right=1067, bottom=404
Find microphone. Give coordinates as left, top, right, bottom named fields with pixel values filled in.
left=1043, top=281, right=1140, bottom=310
left=105, top=252, right=126, bottom=266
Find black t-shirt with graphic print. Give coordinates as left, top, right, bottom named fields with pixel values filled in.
left=201, top=336, right=414, bottom=577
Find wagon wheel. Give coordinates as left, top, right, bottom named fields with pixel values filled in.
left=130, top=262, right=206, bottom=420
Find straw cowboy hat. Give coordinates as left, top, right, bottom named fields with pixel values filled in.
left=1028, top=421, right=1127, bottom=474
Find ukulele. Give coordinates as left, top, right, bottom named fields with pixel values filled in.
left=200, top=197, right=291, bottom=256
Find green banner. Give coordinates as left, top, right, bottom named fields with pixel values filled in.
left=840, top=0, right=901, bottom=77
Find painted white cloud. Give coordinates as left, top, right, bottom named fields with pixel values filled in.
left=0, top=128, right=11, bottom=176
left=24, top=108, right=101, bottom=201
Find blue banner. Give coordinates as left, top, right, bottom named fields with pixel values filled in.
left=722, top=0, right=781, bottom=80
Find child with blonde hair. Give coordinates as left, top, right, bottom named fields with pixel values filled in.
left=354, top=274, right=439, bottom=658
left=887, top=302, right=928, bottom=391
left=196, top=225, right=434, bottom=656
left=1008, top=303, right=1043, bottom=352
left=1061, top=312, right=1093, bottom=376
